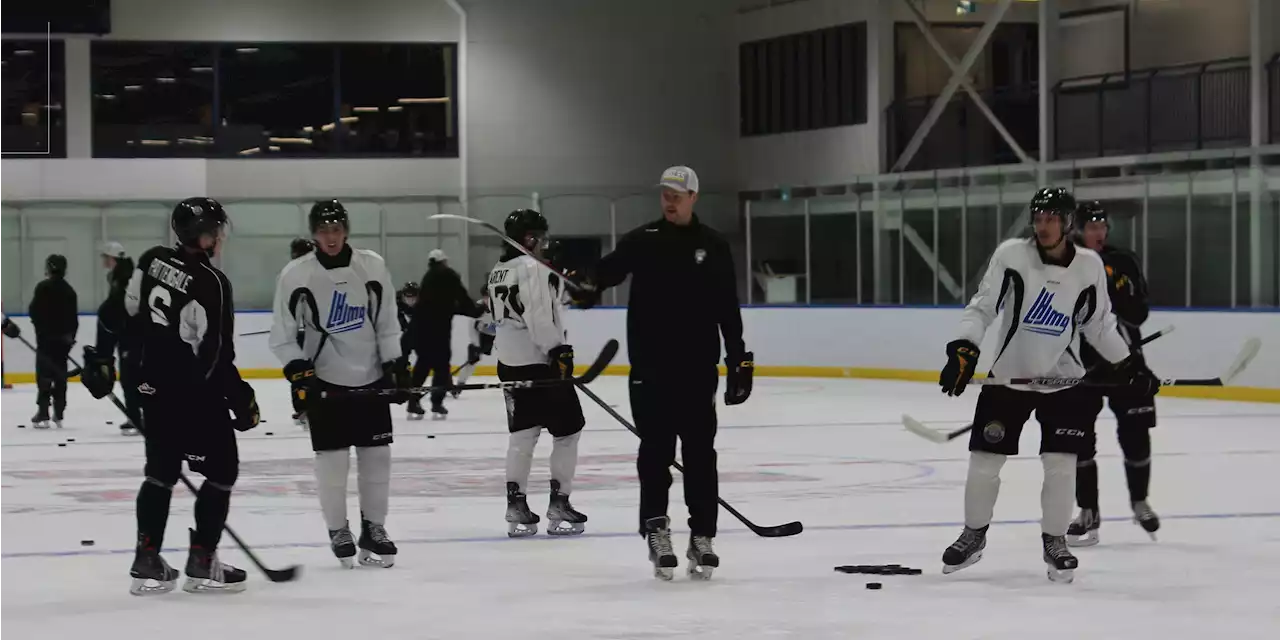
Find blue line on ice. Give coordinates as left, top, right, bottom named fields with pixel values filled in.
left=4, top=511, right=1278, bottom=560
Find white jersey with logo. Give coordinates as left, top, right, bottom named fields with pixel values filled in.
left=486, top=255, right=566, bottom=367
left=958, top=238, right=1130, bottom=392
left=269, top=248, right=401, bottom=387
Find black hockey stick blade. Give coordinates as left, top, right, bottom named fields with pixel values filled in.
left=573, top=338, right=618, bottom=385
left=574, top=381, right=803, bottom=538
left=7, top=331, right=305, bottom=583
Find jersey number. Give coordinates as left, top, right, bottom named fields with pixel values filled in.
left=492, top=285, right=524, bottom=320
left=149, top=287, right=173, bottom=327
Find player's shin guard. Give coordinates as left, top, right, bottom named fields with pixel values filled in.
left=354, top=445, right=395, bottom=567
left=1041, top=453, right=1076, bottom=537
left=1069, top=459, right=1101, bottom=547
left=964, top=451, right=1005, bottom=530
left=505, top=428, right=540, bottom=494
left=136, top=476, right=174, bottom=551
left=314, top=449, right=351, bottom=531
left=193, top=480, right=233, bottom=551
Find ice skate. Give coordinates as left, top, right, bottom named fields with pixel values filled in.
left=292, top=412, right=309, bottom=429
left=686, top=535, right=719, bottom=580
left=406, top=398, right=425, bottom=421
left=129, top=542, right=179, bottom=596
left=1132, top=501, right=1160, bottom=540
left=545, top=479, right=586, bottom=536
left=53, top=408, right=64, bottom=429
left=357, top=517, right=397, bottom=568
left=505, top=482, right=540, bottom=537
left=31, top=408, right=51, bottom=430
left=643, top=516, right=678, bottom=581
left=450, top=389, right=462, bottom=399
left=182, top=530, right=247, bottom=593
left=120, top=421, right=140, bottom=436
left=941, top=525, right=987, bottom=574
left=329, top=524, right=357, bottom=569
left=1067, top=508, right=1101, bottom=547
left=430, top=402, right=448, bottom=421
left=1042, top=533, right=1078, bottom=583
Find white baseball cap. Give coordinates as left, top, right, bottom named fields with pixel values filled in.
left=100, top=241, right=126, bottom=258
left=657, top=166, right=699, bottom=193
left=428, top=248, right=448, bottom=263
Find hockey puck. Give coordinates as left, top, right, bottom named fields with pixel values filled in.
left=106, top=421, right=113, bottom=425
left=66, top=438, right=75, bottom=442
left=57, top=443, right=67, bottom=447
left=427, top=435, right=436, bottom=439
left=80, top=540, right=94, bottom=546
left=17, top=424, right=25, bottom=429
left=264, top=432, right=274, bottom=436
left=866, top=582, right=882, bottom=590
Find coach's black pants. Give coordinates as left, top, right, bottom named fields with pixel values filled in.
left=632, top=364, right=720, bottom=537
left=34, top=341, right=70, bottom=417
left=412, top=344, right=452, bottom=406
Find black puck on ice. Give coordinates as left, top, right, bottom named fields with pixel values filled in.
left=80, top=540, right=95, bottom=546
left=106, top=421, right=113, bottom=425
left=66, top=438, right=75, bottom=442
left=427, top=435, right=436, bottom=439
left=17, top=424, right=25, bottom=429
left=264, top=432, right=273, bottom=436
left=866, top=582, right=882, bottom=590
left=57, top=443, right=67, bottom=447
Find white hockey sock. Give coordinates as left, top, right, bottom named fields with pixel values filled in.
left=506, top=427, right=541, bottom=491
left=314, top=449, right=351, bottom=531
left=356, top=445, right=392, bottom=525
left=456, top=363, right=476, bottom=385
left=964, top=451, right=1007, bottom=529
left=549, top=431, right=581, bottom=494
left=1041, top=452, right=1077, bottom=536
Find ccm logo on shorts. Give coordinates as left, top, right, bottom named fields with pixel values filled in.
left=1054, top=428, right=1086, bottom=437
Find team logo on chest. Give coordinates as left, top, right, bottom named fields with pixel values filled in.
left=326, top=290, right=367, bottom=334
left=695, top=248, right=706, bottom=264
left=1021, top=287, right=1070, bottom=337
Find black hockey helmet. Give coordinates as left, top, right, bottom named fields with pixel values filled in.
left=1075, top=200, right=1108, bottom=230
left=400, top=281, right=420, bottom=298
left=1028, top=187, right=1076, bottom=227
left=504, top=209, right=549, bottom=249
left=309, top=199, right=349, bottom=232
left=172, top=197, right=229, bottom=254
left=290, top=237, right=314, bottom=260
left=45, top=253, right=68, bottom=278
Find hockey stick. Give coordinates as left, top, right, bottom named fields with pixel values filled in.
left=429, top=214, right=589, bottom=292
left=239, top=329, right=270, bottom=337
left=5, top=328, right=302, bottom=583
left=322, top=339, right=619, bottom=399
left=574, top=382, right=804, bottom=538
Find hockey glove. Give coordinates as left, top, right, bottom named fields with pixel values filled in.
left=724, top=351, right=755, bottom=406
left=549, top=345, right=575, bottom=379
left=1, top=317, right=19, bottom=338
left=940, top=340, right=980, bottom=397
left=79, top=346, right=116, bottom=400
left=567, top=275, right=601, bottom=310
left=382, top=358, right=413, bottom=404
left=231, top=380, right=260, bottom=432
left=1107, top=354, right=1160, bottom=398
left=466, top=343, right=483, bottom=366
left=284, top=359, right=317, bottom=411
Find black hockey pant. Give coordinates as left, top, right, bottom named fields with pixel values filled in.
left=34, top=341, right=70, bottom=417
left=632, top=364, right=720, bottom=537
left=412, top=345, right=451, bottom=407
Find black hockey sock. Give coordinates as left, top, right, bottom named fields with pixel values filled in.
left=1075, top=460, right=1099, bottom=510
left=136, top=479, right=174, bottom=549
left=1124, top=459, right=1151, bottom=503
left=193, top=481, right=232, bottom=550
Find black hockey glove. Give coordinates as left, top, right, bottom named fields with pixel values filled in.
left=549, top=344, right=575, bottom=379
left=1, top=317, right=19, bottom=338
left=79, top=346, right=116, bottom=400
left=567, top=274, right=601, bottom=310
left=230, top=380, right=260, bottom=432
left=724, top=351, right=755, bottom=406
left=940, top=339, right=980, bottom=397
left=284, top=359, right=317, bottom=411
left=382, top=358, right=413, bottom=404
left=466, top=343, right=483, bottom=366
left=1106, top=354, right=1160, bottom=398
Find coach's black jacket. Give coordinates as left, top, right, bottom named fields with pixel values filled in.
left=591, top=214, right=745, bottom=371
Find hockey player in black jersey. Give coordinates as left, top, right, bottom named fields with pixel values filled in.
left=396, top=282, right=421, bottom=417
left=82, top=243, right=142, bottom=435
left=124, top=197, right=260, bottom=595
left=1068, top=201, right=1160, bottom=545
left=28, top=254, right=78, bottom=429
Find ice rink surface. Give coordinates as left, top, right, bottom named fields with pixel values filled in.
left=3, top=376, right=1279, bottom=639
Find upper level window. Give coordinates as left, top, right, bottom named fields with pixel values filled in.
left=92, top=42, right=215, bottom=157
left=740, top=22, right=867, bottom=137
left=2, top=39, right=66, bottom=157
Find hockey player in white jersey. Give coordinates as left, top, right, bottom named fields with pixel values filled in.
left=489, top=209, right=588, bottom=537
left=937, top=187, right=1159, bottom=583
left=269, top=199, right=412, bottom=568
left=452, top=290, right=496, bottom=394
